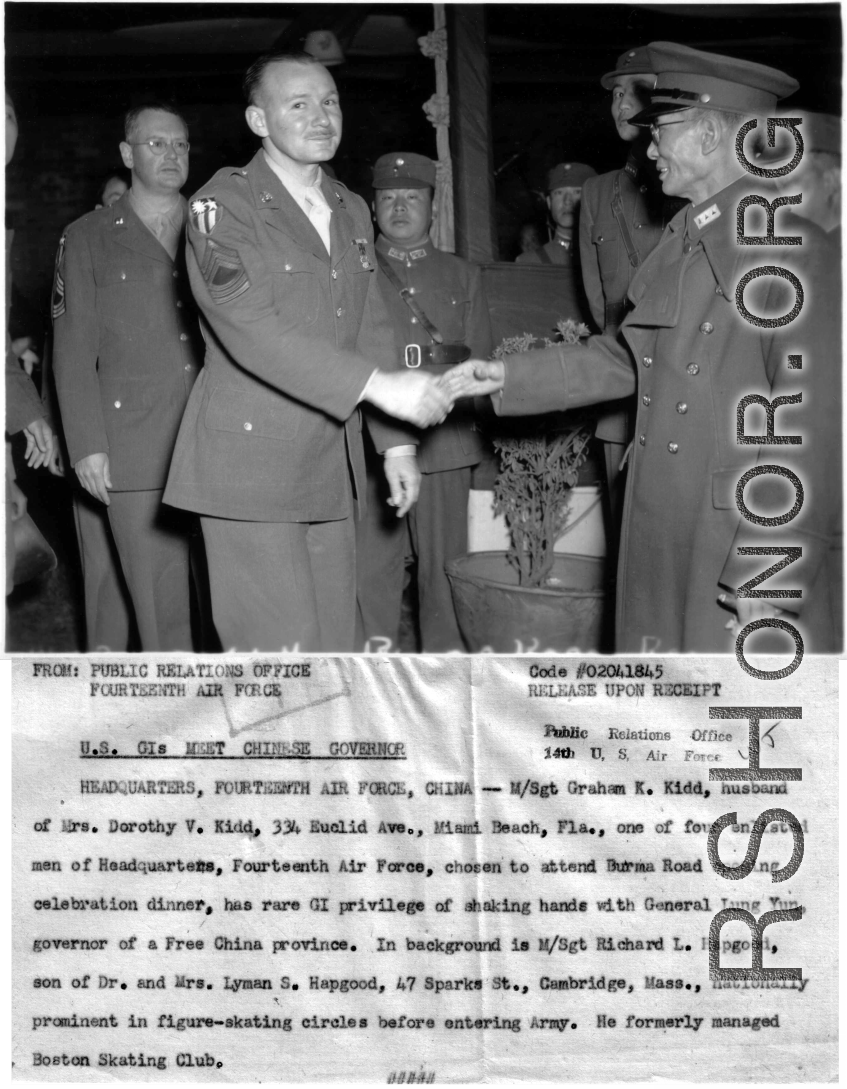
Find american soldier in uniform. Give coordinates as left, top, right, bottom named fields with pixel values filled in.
left=447, top=42, right=841, bottom=654
left=52, top=103, right=201, bottom=650
left=163, top=52, right=451, bottom=652
left=356, top=152, right=493, bottom=651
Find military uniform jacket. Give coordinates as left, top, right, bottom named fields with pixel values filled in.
left=375, top=236, right=491, bottom=473
left=51, top=194, right=202, bottom=491
left=516, top=238, right=576, bottom=266
left=499, top=175, right=840, bottom=653
left=579, top=152, right=667, bottom=334
left=164, top=152, right=399, bottom=523
left=579, top=154, right=668, bottom=446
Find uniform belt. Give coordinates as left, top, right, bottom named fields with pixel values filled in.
left=404, top=343, right=470, bottom=368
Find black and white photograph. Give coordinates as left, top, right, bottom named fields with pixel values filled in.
left=8, top=5, right=841, bottom=1083
left=5, top=2, right=841, bottom=658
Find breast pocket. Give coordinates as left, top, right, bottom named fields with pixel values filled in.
left=97, top=264, right=157, bottom=330
left=592, top=221, right=621, bottom=283
left=429, top=289, right=470, bottom=342
left=269, top=255, right=320, bottom=327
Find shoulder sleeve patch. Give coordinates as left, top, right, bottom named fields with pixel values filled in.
left=51, top=234, right=67, bottom=321
left=200, top=239, right=250, bottom=305
left=190, top=197, right=221, bottom=235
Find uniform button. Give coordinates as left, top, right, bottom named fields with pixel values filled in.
left=411, top=317, right=418, bottom=324
left=285, top=264, right=292, bottom=272
left=699, top=321, right=714, bottom=334
left=642, top=395, right=651, bottom=406
left=683, top=241, right=692, bottom=254
left=642, top=356, right=652, bottom=368
left=172, top=270, right=179, bottom=278
left=179, top=333, right=188, bottom=341
left=244, top=422, right=252, bottom=431
left=638, top=435, right=646, bottom=446
left=687, top=363, right=700, bottom=376
left=176, top=300, right=183, bottom=307
left=668, top=442, right=679, bottom=454
left=407, top=287, right=416, bottom=295
left=715, top=285, right=723, bottom=295
left=597, top=235, right=604, bottom=243
left=114, top=400, right=121, bottom=408
left=336, top=307, right=343, bottom=317
left=185, top=364, right=192, bottom=371
left=332, top=269, right=337, bottom=279
left=120, top=272, right=126, bottom=280
left=640, top=185, right=648, bottom=193
left=635, top=223, right=643, bottom=229
left=676, top=402, right=688, bottom=414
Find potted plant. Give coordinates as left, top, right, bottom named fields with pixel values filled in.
left=447, top=320, right=608, bottom=652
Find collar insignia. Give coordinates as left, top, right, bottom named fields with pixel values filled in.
left=624, top=160, right=638, bottom=181
left=409, top=248, right=427, bottom=259
left=694, top=203, right=721, bottom=230
left=259, top=191, right=272, bottom=203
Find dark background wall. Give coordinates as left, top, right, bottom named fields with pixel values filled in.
left=6, top=2, right=842, bottom=327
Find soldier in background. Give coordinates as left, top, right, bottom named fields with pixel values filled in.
left=52, top=104, right=202, bottom=650
left=579, top=46, right=672, bottom=535
left=357, top=152, right=492, bottom=652
left=517, top=162, right=597, bottom=268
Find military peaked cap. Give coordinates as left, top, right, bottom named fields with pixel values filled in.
left=631, top=41, right=799, bottom=124
left=600, top=46, right=654, bottom=90
left=372, top=152, right=436, bottom=189
left=546, top=162, right=597, bottom=191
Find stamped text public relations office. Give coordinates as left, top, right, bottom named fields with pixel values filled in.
left=705, top=117, right=817, bottom=983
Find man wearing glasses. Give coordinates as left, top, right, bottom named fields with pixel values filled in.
left=52, top=105, right=203, bottom=650
left=446, top=42, right=841, bottom=654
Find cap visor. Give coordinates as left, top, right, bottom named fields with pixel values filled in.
left=629, top=101, right=691, bottom=126
left=600, top=67, right=651, bottom=90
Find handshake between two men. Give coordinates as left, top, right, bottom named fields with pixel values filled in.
left=363, top=359, right=504, bottom=429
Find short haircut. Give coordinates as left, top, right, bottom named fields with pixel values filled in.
left=124, top=103, right=188, bottom=143
left=243, top=50, right=322, bottom=106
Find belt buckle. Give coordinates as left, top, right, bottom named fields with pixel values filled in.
left=404, top=344, right=421, bottom=368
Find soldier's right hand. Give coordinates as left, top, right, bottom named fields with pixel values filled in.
left=75, top=452, right=112, bottom=506
left=363, top=370, right=453, bottom=428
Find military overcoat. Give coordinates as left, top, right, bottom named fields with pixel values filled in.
left=499, top=175, right=840, bottom=652
left=51, top=194, right=202, bottom=490
left=164, top=152, right=399, bottom=523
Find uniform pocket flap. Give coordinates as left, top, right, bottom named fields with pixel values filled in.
left=99, top=376, right=158, bottom=411
left=204, top=385, right=299, bottom=441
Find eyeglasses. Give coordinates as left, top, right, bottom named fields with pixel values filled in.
left=648, top=117, right=691, bottom=141
left=130, top=139, right=190, bottom=156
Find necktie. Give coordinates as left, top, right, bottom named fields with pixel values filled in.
left=305, top=187, right=332, bottom=254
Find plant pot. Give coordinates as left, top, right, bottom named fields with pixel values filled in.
left=446, top=551, right=607, bottom=653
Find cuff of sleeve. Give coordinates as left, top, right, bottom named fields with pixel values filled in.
left=358, top=369, right=380, bottom=404
left=384, top=446, right=416, bottom=458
